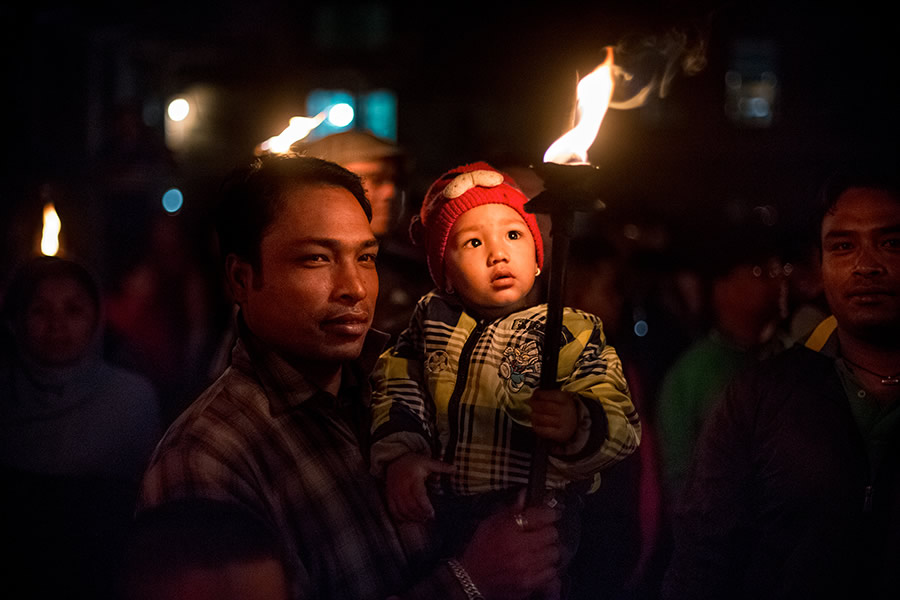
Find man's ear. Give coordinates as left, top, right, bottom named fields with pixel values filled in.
left=225, top=254, right=254, bottom=304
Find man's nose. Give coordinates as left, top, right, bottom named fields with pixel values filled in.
left=335, top=262, right=369, bottom=301
left=853, top=246, right=886, bottom=277
left=47, top=308, right=69, bottom=332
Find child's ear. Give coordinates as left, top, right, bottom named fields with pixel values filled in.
left=409, top=215, right=425, bottom=248
left=225, top=254, right=254, bottom=304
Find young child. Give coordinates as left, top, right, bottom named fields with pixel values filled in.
left=369, top=162, right=641, bottom=573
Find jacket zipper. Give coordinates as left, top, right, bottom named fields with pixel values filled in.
left=863, top=484, right=874, bottom=513
left=441, top=320, right=486, bottom=494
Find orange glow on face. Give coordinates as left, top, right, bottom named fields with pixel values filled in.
left=543, top=46, right=616, bottom=166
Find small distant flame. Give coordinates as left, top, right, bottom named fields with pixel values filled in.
left=40, top=202, right=61, bottom=256
left=543, top=47, right=616, bottom=166
left=259, top=112, right=327, bottom=154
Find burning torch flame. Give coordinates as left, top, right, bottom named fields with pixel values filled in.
left=543, top=46, right=616, bottom=166
left=41, top=202, right=61, bottom=256
left=259, top=112, right=327, bottom=154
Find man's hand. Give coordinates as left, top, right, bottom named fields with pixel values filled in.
left=529, top=390, right=578, bottom=444
left=385, top=453, right=454, bottom=522
left=459, top=491, right=561, bottom=599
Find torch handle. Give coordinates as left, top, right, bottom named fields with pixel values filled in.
left=526, top=210, right=573, bottom=507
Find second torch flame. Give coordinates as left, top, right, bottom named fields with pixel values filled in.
left=259, top=112, right=327, bottom=154
left=543, top=46, right=615, bottom=166
left=41, top=202, right=61, bottom=256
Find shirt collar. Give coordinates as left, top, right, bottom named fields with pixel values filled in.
left=231, top=311, right=389, bottom=415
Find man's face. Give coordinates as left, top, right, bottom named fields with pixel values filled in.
left=444, top=203, right=537, bottom=321
left=344, top=159, right=397, bottom=237
left=715, top=257, right=785, bottom=326
left=236, top=184, right=379, bottom=367
left=821, top=186, right=900, bottom=343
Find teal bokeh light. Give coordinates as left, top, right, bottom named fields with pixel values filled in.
left=162, top=188, right=184, bottom=214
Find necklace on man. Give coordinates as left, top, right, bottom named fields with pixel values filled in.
left=842, top=357, right=900, bottom=386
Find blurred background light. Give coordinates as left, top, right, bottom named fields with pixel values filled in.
left=167, top=98, right=190, bottom=122
left=725, top=39, right=778, bottom=128
left=161, top=188, right=184, bottom=214
left=360, top=89, right=397, bottom=141
left=306, top=89, right=355, bottom=138
left=327, top=103, right=354, bottom=128
left=304, top=89, right=398, bottom=141
left=634, top=320, right=649, bottom=338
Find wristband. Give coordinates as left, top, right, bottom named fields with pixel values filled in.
left=447, top=559, right=485, bottom=600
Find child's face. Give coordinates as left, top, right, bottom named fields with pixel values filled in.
left=444, top=203, right=537, bottom=320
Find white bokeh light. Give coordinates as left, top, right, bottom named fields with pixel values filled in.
left=167, top=98, right=190, bottom=122
left=327, top=103, right=354, bottom=128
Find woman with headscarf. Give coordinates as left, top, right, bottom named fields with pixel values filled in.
left=0, top=255, right=163, bottom=599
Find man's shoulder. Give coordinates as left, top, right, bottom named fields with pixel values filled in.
left=139, top=367, right=274, bottom=509
left=755, top=343, right=832, bottom=374
left=729, top=344, right=835, bottom=397
left=160, top=365, right=270, bottom=446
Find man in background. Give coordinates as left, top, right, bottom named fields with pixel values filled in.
left=663, top=165, right=900, bottom=598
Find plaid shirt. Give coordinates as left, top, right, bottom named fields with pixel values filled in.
left=370, top=292, right=641, bottom=496
left=137, top=320, right=461, bottom=600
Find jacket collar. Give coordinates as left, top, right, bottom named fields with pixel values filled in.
left=804, top=315, right=839, bottom=358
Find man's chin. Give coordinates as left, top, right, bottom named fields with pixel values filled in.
left=319, top=336, right=368, bottom=361
left=279, top=335, right=367, bottom=367
left=843, top=318, right=900, bottom=348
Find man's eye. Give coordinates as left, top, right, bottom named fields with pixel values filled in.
left=825, top=241, right=851, bottom=252
left=301, top=255, right=328, bottom=264
left=360, top=253, right=378, bottom=263
left=883, top=238, right=900, bottom=249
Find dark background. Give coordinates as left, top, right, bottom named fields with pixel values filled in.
left=2, top=0, right=897, bottom=285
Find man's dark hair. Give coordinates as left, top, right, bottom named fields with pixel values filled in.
left=214, top=154, right=371, bottom=269
left=812, top=162, right=900, bottom=247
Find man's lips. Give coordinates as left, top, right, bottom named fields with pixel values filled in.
left=320, top=312, right=370, bottom=335
left=847, top=287, right=895, bottom=302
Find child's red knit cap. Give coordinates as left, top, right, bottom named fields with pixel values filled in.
left=410, top=161, right=544, bottom=290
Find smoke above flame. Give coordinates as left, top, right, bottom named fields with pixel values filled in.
left=544, top=25, right=708, bottom=166
left=610, top=26, right=708, bottom=109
